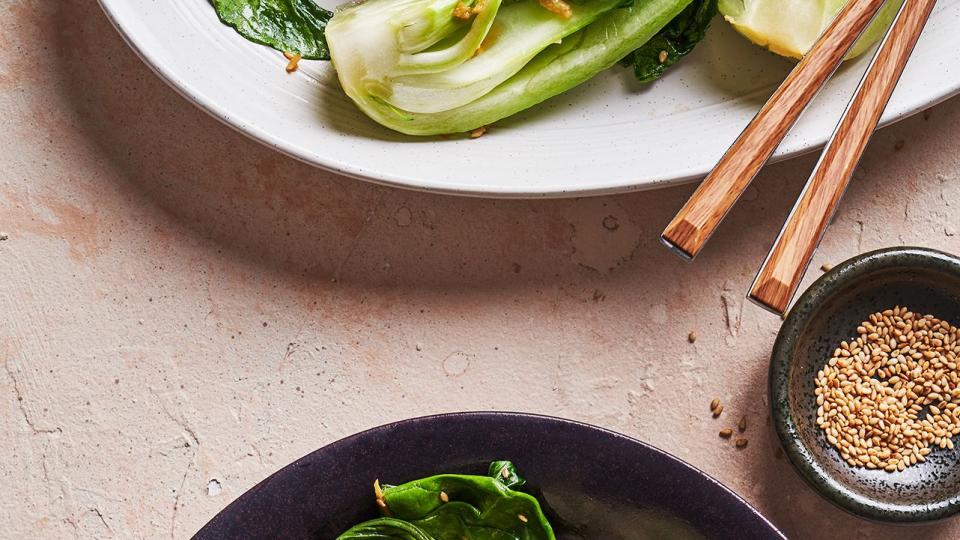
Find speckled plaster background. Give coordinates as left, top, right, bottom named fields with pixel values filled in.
left=2, top=1, right=959, bottom=538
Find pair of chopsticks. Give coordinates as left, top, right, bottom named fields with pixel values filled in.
left=661, top=0, right=938, bottom=316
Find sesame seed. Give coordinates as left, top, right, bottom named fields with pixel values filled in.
left=710, top=398, right=720, bottom=412
left=500, top=467, right=510, bottom=479
left=816, top=307, right=960, bottom=473
left=539, top=0, right=572, bottom=18
left=518, top=514, right=528, bottom=523
left=469, top=126, right=488, bottom=139
left=719, top=428, right=733, bottom=438
left=738, top=416, right=747, bottom=433
left=688, top=331, right=698, bottom=343
left=284, top=52, right=302, bottom=73
left=452, top=1, right=473, bottom=19
left=735, top=438, right=748, bottom=448
left=440, top=491, right=449, bottom=503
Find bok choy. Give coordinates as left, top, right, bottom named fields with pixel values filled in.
left=209, top=0, right=718, bottom=135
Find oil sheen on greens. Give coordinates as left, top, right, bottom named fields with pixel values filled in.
left=209, top=0, right=332, bottom=59
left=337, top=461, right=555, bottom=540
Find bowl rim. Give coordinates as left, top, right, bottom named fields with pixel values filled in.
left=770, top=246, right=960, bottom=523
left=196, top=411, right=785, bottom=538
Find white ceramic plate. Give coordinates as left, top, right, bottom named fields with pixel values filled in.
left=99, top=0, right=959, bottom=197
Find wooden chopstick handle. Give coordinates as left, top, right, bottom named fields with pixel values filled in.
left=661, top=0, right=889, bottom=260
left=750, top=0, right=937, bottom=315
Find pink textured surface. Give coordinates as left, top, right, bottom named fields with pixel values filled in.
left=2, top=1, right=960, bottom=537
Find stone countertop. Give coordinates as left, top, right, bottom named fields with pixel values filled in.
left=2, top=1, right=960, bottom=538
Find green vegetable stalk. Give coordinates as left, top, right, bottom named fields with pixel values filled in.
left=337, top=461, right=555, bottom=540
left=208, top=0, right=718, bottom=135
left=325, top=0, right=711, bottom=135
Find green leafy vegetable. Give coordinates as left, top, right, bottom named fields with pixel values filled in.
left=489, top=460, right=526, bottom=490
left=326, top=0, right=695, bottom=135
left=210, top=0, right=332, bottom=60
left=622, top=0, right=717, bottom=82
left=337, top=461, right=555, bottom=540
left=326, top=0, right=627, bottom=116
left=209, top=0, right=715, bottom=135
left=337, top=517, right=433, bottom=539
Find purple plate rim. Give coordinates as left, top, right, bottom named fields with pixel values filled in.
left=196, top=411, right=785, bottom=539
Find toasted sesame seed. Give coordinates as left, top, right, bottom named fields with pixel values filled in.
left=440, top=491, right=449, bottom=503
left=710, top=398, right=720, bottom=412
left=658, top=50, right=669, bottom=64
left=539, top=0, right=572, bottom=18
left=688, top=331, right=698, bottom=343
left=284, top=52, right=302, bottom=73
left=452, top=1, right=473, bottom=19
left=738, top=416, right=747, bottom=433
left=500, top=466, right=510, bottom=479
left=816, top=307, right=960, bottom=473
left=719, top=428, right=733, bottom=438
left=518, top=514, right=528, bottom=523
left=821, top=263, right=833, bottom=272
left=712, top=405, right=723, bottom=418
left=735, top=438, right=748, bottom=448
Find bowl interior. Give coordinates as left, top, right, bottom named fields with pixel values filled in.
left=195, top=413, right=783, bottom=539
left=776, top=249, right=960, bottom=521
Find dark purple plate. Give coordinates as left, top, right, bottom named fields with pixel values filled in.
left=195, top=412, right=784, bottom=539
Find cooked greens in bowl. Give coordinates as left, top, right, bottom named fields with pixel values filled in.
left=337, top=461, right=555, bottom=539
left=194, top=413, right=784, bottom=539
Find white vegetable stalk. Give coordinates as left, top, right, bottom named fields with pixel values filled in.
left=326, top=0, right=694, bottom=134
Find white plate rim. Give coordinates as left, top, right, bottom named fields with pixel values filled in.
left=96, top=0, right=960, bottom=198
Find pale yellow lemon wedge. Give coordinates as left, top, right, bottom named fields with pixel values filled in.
left=718, top=0, right=903, bottom=60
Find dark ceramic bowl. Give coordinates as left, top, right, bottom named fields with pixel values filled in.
left=195, top=412, right=783, bottom=539
left=771, top=247, right=960, bottom=522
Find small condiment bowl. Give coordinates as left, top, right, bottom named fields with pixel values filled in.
left=771, top=247, right=960, bottom=522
